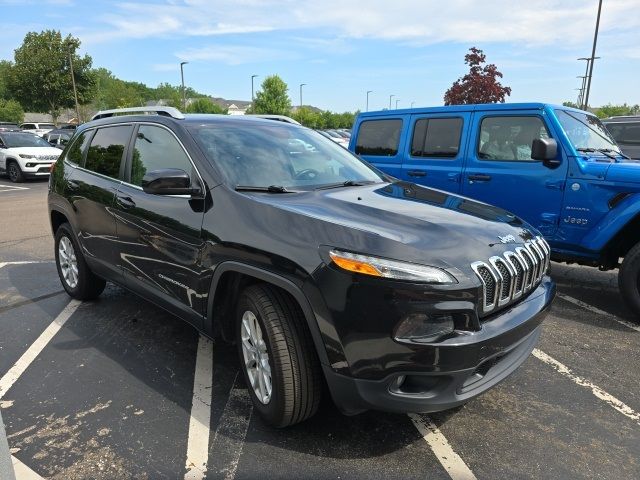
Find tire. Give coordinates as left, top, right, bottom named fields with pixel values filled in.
left=618, top=242, right=640, bottom=317
left=236, top=284, right=321, bottom=427
left=7, top=160, right=25, bottom=183
left=54, top=222, right=106, bottom=300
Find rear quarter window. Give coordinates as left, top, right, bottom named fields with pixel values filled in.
left=355, top=119, right=402, bottom=156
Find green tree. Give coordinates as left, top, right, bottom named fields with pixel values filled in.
left=0, top=99, right=24, bottom=123
left=7, top=30, right=95, bottom=122
left=595, top=103, right=640, bottom=119
left=185, top=98, right=227, bottom=114
left=250, top=75, right=291, bottom=115
left=562, top=101, right=579, bottom=109
left=0, top=61, right=13, bottom=100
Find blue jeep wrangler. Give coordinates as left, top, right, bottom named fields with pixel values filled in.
left=349, top=103, right=640, bottom=315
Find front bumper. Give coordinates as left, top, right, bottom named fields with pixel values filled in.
left=320, top=277, right=555, bottom=415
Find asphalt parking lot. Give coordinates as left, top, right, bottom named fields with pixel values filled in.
left=1, top=180, right=639, bottom=479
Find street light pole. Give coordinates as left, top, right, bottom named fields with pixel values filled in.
left=395, top=99, right=400, bottom=109
left=180, top=61, right=188, bottom=110
left=251, top=75, right=258, bottom=101
left=299, top=83, right=306, bottom=108
left=366, top=90, right=372, bottom=112
left=583, top=0, right=603, bottom=110
left=411, top=101, right=415, bottom=109
left=389, top=94, right=394, bottom=109
left=68, top=52, right=80, bottom=123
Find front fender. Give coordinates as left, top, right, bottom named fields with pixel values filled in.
left=580, top=193, right=640, bottom=252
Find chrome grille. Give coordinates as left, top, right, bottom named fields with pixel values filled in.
left=36, top=154, right=59, bottom=161
left=472, top=236, right=551, bottom=315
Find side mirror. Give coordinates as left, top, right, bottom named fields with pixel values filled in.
left=531, top=138, right=560, bottom=168
left=141, top=168, right=199, bottom=195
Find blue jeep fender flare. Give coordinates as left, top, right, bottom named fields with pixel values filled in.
left=581, top=195, right=640, bottom=252
left=206, top=261, right=330, bottom=366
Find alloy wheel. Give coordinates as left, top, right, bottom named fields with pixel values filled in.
left=58, top=236, right=79, bottom=289
left=240, top=310, right=272, bottom=404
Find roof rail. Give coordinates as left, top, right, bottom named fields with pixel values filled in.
left=91, top=106, right=185, bottom=121
left=248, top=114, right=301, bottom=125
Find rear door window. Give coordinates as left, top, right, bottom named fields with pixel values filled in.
left=65, top=131, right=93, bottom=166
left=84, top=126, right=133, bottom=179
left=355, top=119, right=402, bottom=156
left=411, top=117, right=463, bottom=158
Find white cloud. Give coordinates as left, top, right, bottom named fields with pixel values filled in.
left=176, top=45, right=296, bottom=65
left=83, top=0, right=639, bottom=54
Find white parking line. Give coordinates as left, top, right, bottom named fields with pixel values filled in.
left=409, top=413, right=477, bottom=480
left=184, top=336, right=214, bottom=480
left=0, top=185, right=29, bottom=192
left=0, top=261, right=53, bottom=270
left=208, top=373, right=253, bottom=480
left=12, top=455, right=43, bottom=480
left=0, top=299, right=80, bottom=400
left=557, top=293, right=640, bottom=333
left=532, top=349, right=640, bottom=426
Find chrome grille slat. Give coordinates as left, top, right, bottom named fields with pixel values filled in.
left=472, top=239, right=550, bottom=316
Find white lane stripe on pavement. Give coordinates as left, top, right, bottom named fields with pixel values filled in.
left=208, top=373, right=253, bottom=480
left=532, top=349, right=640, bottom=426
left=0, top=261, right=53, bottom=269
left=0, top=299, right=80, bottom=400
left=184, top=335, right=214, bottom=480
left=557, top=293, right=640, bottom=333
left=409, top=413, right=477, bottom=480
left=12, top=455, right=44, bottom=480
left=0, top=185, right=29, bottom=192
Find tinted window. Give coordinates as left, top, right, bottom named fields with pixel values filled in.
left=478, top=116, right=549, bottom=161
left=411, top=117, right=462, bottom=158
left=355, top=119, right=402, bottom=156
left=606, top=122, right=640, bottom=146
left=130, top=125, right=193, bottom=187
left=66, top=131, right=92, bottom=165
left=21, top=124, right=35, bottom=129
left=85, top=126, right=132, bottom=178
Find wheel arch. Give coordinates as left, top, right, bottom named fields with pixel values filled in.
left=206, top=261, right=330, bottom=366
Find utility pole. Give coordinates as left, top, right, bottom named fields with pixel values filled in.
left=180, top=61, right=188, bottom=110
left=299, top=83, right=306, bottom=108
left=395, top=99, right=400, bottom=109
left=366, top=90, right=372, bottom=112
left=583, top=0, right=603, bottom=110
left=251, top=75, right=258, bottom=101
left=68, top=52, right=80, bottom=123
left=411, top=101, right=415, bottom=109
left=389, top=94, right=394, bottom=109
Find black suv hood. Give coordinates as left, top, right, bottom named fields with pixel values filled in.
left=237, top=182, right=537, bottom=275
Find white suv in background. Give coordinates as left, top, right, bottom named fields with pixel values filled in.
left=19, top=122, right=56, bottom=137
left=0, top=131, right=61, bottom=182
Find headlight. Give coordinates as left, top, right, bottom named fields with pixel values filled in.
left=329, top=249, right=457, bottom=284
left=19, top=154, right=35, bottom=159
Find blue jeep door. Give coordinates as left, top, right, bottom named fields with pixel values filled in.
left=461, top=112, right=567, bottom=236
left=399, top=113, right=470, bottom=193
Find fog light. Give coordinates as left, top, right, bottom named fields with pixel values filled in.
left=394, top=313, right=454, bottom=342
left=26, top=162, right=35, bottom=167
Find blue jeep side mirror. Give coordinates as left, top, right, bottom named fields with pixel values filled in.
left=532, top=138, right=560, bottom=168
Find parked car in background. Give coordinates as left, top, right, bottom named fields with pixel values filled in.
left=350, top=103, right=640, bottom=315
left=20, top=122, right=56, bottom=137
left=0, top=122, right=20, bottom=132
left=602, top=116, right=640, bottom=159
left=44, top=129, right=73, bottom=149
left=319, top=129, right=349, bottom=147
left=47, top=106, right=553, bottom=427
left=0, top=131, right=61, bottom=182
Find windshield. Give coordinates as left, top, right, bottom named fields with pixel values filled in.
left=189, top=121, right=384, bottom=189
left=39, top=124, right=56, bottom=129
left=555, top=109, right=620, bottom=153
left=1, top=132, right=51, bottom=148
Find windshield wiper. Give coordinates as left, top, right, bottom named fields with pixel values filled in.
left=315, top=180, right=378, bottom=190
left=235, top=185, right=298, bottom=193
left=598, top=148, right=631, bottom=160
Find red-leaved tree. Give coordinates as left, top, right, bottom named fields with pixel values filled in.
left=444, top=47, right=511, bottom=105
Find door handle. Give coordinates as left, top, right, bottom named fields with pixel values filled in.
left=407, top=170, right=427, bottom=177
left=116, top=195, right=136, bottom=209
left=67, top=180, right=80, bottom=189
left=468, top=174, right=492, bottom=182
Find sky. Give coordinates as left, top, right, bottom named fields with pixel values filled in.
left=2, top=0, right=639, bottom=112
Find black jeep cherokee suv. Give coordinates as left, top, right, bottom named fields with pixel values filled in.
left=48, top=107, right=555, bottom=427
